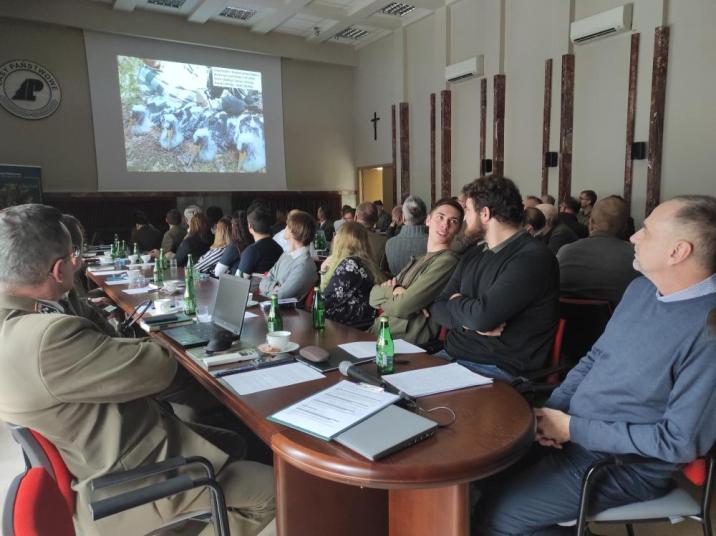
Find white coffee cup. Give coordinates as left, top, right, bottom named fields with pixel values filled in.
left=163, top=280, right=180, bottom=293
left=141, top=254, right=152, bottom=264
left=266, top=331, right=291, bottom=351
left=154, top=298, right=172, bottom=314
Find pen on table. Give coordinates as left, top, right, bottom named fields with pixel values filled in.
left=212, top=356, right=295, bottom=378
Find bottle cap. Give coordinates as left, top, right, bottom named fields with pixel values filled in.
left=380, top=316, right=388, bottom=322
left=314, top=286, right=319, bottom=291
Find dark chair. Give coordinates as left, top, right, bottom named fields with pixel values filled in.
left=570, top=443, right=714, bottom=535
left=513, top=318, right=567, bottom=396
left=4, top=424, right=230, bottom=536
left=559, top=297, right=613, bottom=366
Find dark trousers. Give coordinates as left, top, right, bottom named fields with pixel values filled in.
left=472, top=443, right=672, bottom=536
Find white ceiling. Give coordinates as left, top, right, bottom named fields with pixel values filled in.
left=93, top=0, right=446, bottom=48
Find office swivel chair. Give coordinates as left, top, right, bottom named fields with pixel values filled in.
left=565, top=442, right=714, bottom=536
left=4, top=424, right=230, bottom=536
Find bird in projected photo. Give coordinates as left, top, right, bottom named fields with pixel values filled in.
left=129, top=105, right=153, bottom=135
left=159, top=114, right=183, bottom=150
left=234, top=114, right=266, bottom=172
left=190, top=127, right=218, bottom=163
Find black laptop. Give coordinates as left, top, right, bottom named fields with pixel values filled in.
left=162, top=274, right=251, bottom=348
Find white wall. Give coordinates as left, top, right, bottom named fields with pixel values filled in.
left=354, top=0, right=716, bottom=220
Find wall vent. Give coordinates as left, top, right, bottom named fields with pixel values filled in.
left=146, top=0, right=186, bottom=8
left=219, top=6, right=257, bottom=20
left=334, top=26, right=369, bottom=40
left=381, top=2, right=416, bottom=17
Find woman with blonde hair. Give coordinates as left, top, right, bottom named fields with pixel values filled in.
left=320, top=221, right=383, bottom=327
left=194, top=216, right=232, bottom=275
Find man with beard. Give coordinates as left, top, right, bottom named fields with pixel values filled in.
left=431, top=176, right=559, bottom=380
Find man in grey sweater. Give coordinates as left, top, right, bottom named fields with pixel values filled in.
left=474, top=195, right=716, bottom=535
left=383, top=195, right=428, bottom=275
left=259, top=211, right=317, bottom=300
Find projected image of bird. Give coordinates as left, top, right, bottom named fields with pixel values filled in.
left=221, top=91, right=247, bottom=117
left=130, top=105, right=153, bottom=135
left=191, top=127, right=217, bottom=163
left=159, top=114, right=183, bottom=150
left=233, top=114, right=265, bottom=173
left=206, top=111, right=232, bottom=150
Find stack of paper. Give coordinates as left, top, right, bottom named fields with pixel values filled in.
left=222, top=362, right=324, bottom=396
left=382, top=363, right=492, bottom=397
left=338, top=339, right=424, bottom=358
left=269, top=380, right=399, bottom=440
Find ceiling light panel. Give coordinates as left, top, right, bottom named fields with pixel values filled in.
left=219, top=6, right=257, bottom=20
left=381, top=2, right=416, bottom=17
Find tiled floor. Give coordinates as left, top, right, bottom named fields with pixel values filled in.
left=0, top=420, right=712, bottom=534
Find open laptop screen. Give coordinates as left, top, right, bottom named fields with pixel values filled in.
left=212, top=274, right=250, bottom=335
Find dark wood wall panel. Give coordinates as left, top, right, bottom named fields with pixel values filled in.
left=623, top=33, right=640, bottom=215
left=541, top=59, right=553, bottom=196
left=558, top=54, right=575, bottom=202
left=480, top=78, right=487, bottom=176
left=430, top=93, right=436, bottom=205
left=45, top=191, right=342, bottom=245
left=399, top=102, right=410, bottom=197
left=492, top=74, right=506, bottom=176
left=441, top=90, right=452, bottom=198
left=646, top=26, right=670, bottom=216
left=391, top=104, right=397, bottom=195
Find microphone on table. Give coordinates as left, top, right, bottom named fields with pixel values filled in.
left=338, top=361, right=417, bottom=406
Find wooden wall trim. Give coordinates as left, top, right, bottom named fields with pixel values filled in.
left=391, top=104, right=397, bottom=196
left=493, top=74, right=506, bottom=176
left=430, top=93, right=436, bottom=205
left=541, top=59, right=553, bottom=196
left=399, top=102, right=410, bottom=197
left=558, top=54, right=575, bottom=202
left=480, top=78, right=487, bottom=175
left=623, top=33, right=640, bottom=215
left=646, top=26, right=669, bottom=216
left=440, top=90, right=452, bottom=198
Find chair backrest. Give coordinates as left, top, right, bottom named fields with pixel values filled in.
left=2, top=468, right=75, bottom=536
left=559, top=297, right=613, bottom=365
left=304, top=286, right=315, bottom=310
left=547, top=318, right=567, bottom=384
left=8, top=426, right=76, bottom=516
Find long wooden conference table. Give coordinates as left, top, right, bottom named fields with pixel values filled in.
left=88, top=267, right=534, bottom=536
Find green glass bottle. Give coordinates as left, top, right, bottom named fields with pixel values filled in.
left=121, top=240, right=128, bottom=258
left=312, top=286, right=325, bottom=330
left=183, top=254, right=196, bottom=315
left=376, top=316, right=395, bottom=374
left=266, top=292, right=282, bottom=332
left=158, top=248, right=167, bottom=271
left=133, top=242, right=139, bottom=256
left=153, top=258, right=163, bottom=285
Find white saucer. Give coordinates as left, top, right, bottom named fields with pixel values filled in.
left=246, top=300, right=259, bottom=307
left=258, top=342, right=300, bottom=355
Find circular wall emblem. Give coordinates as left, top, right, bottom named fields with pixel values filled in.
left=0, top=60, right=61, bottom=120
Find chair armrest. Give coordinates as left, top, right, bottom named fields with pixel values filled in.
left=91, top=456, right=215, bottom=491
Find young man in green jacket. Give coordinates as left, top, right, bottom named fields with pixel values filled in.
left=369, top=198, right=464, bottom=344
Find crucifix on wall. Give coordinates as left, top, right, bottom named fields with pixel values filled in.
left=370, top=112, right=380, bottom=141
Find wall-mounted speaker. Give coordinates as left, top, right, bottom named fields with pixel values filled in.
left=545, top=152, right=559, bottom=167
left=632, top=141, right=647, bottom=160
left=481, top=159, right=493, bottom=174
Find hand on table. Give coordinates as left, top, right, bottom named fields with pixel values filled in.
left=534, top=408, right=571, bottom=449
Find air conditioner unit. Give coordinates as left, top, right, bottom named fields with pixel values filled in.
left=445, top=56, right=483, bottom=83
left=570, top=4, right=632, bottom=44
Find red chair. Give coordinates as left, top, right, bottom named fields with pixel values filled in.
left=5, top=424, right=230, bottom=536
left=304, top=286, right=315, bottom=310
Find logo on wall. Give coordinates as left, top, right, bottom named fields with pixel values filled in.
left=0, top=60, right=61, bottom=120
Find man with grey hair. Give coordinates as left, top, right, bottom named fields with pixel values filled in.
left=356, top=200, right=387, bottom=267
left=0, top=205, right=276, bottom=536
left=536, top=203, right=578, bottom=254
left=474, top=195, right=716, bottom=534
left=383, top=195, right=428, bottom=275
left=183, top=203, right=202, bottom=227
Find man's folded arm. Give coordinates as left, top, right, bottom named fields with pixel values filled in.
left=40, top=316, right=177, bottom=404
left=429, top=256, right=465, bottom=329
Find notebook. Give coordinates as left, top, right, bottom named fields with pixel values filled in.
left=335, top=405, right=438, bottom=461
left=162, top=274, right=250, bottom=348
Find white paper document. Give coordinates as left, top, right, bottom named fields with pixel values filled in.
left=382, top=363, right=492, bottom=398
left=244, top=311, right=258, bottom=319
left=269, top=380, right=400, bottom=440
left=88, top=269, right=126, bottom=275
left=122, top=284, right=159, bottom=295
left=223, top=362, right=324, bottom=396
left=338, top=339, right=425, bottom=359
left=105, top=278, right=129, bottom=286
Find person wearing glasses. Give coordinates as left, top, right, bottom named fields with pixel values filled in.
left=577, top=189, right=597, bottom=226
left=59, top=213, right=118, bottom=337
left=0, top=204, right=277, bottom=536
